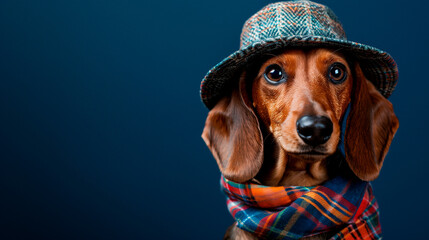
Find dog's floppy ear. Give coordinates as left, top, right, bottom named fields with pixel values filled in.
left=344, top=63, right=399, bottom=181
left=202, top=72, right=263, bottom=183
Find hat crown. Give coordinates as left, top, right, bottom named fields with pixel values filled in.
left=240, top=0, right=346, bottom=49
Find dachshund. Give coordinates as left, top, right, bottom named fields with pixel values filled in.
left=202, top=48, right=399, bottom=239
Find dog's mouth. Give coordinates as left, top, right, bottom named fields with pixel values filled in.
left=291, top=150, right=326, bottom=156
left=275, top=133, right=338, bottom=160
left=287, top=149, right=331, bottom=161
left=286, top=144, right=331, bottom=156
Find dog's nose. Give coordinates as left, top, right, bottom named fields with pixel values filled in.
left=296, top=115, right=333, bottom=146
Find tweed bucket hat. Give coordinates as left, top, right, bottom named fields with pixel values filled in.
left=200, top=0, right=398, bottom=109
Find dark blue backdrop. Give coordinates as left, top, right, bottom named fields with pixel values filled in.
left=0, top=0, right=427, bottom=239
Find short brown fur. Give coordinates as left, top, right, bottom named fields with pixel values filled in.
left=202, top=49, right=398, bottom=239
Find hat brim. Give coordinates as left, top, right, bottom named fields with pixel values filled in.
left=200, top=36, right=398, bottom=109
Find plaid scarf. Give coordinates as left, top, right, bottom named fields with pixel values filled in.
left=221, top=176, right=381, bottom=239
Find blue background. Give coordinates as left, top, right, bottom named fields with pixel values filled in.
left=1, top=0, right=427, bottom=239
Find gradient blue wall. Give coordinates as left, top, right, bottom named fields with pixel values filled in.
left=0, top=0, right=427, bottom=239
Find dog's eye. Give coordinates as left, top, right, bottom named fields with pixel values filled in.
left=264, top=64, right=286, bottom=84
left=328, top=63, right=347, bottom=84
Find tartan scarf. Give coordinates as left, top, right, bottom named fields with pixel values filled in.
left=221, top=175, right=382, bottom=239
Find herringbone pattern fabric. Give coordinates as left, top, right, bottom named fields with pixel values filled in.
left=200, top=0, right=398, bottom=109
left=240, top=1, right=345, bottom=49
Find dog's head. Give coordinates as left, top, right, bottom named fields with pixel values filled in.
left=202, top=48, right=398, bottom=184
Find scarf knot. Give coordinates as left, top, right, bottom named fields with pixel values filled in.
left=221, top=176, right=381, bottom=239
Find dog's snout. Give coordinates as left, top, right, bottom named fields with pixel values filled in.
left=296, top=115, right=333, bottom=146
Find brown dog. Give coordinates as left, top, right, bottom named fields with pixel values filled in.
left=202, top=49, right=399, bottom=239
